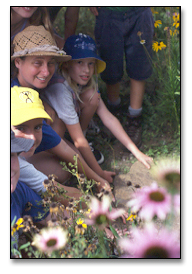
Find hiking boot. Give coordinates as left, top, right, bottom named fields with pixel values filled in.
left=89, top=142, right=104, bottom=165
left=126, top=114, right=142, bottom=148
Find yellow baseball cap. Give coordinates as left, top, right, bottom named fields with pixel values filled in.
left=11, top=86, right=53, bottom=126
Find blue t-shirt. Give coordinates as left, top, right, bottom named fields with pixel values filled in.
left=11, top=181, right=49, bottom=251
left=11, top=78, right=61, bottom=153
left=11, top=181, right=49, bottom=223
left=35, top=120, right=61, bottom=153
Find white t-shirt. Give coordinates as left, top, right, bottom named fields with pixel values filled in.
left=43, top=81, right=79, bottom=125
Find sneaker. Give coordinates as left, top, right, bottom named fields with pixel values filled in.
left=126, top=114, right=142, bottom=148
left=87, top=118, right=100, bottom=136
left=89, top=142, right=104, bottom=164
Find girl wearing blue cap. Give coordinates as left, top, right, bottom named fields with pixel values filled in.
left=43, top=34, right=153, bottom=186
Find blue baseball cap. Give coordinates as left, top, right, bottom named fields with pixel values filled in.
left=64, top=33, right=106, bottom=74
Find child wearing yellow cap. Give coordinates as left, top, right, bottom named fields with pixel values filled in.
left=11, top=85, right=86, bottom=203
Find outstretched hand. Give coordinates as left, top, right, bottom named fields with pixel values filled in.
left=136, top=151, right=153, bottom=169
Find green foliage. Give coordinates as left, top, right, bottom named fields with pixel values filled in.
left=53, top=7, right=95, bottom=39
left=147, top=7, right=180, bottom=133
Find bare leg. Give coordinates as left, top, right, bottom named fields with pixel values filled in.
left=52, top=182, right=87, bottom=209
left=27, top=137, right=83, bottom=183
left=106, top=82, right=120, bottom=103
left=43, top=102, right=67, bottom=138
left=51, top=116, right=66, bottom=138
left=79, top=88, right=100, bottom=131
left=27, top=151, right=71, bottom=184
left=129, top=78, right=145, bottom=110
left=126, top=78, right=145, bottom=147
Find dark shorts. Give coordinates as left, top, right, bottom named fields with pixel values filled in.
left=95, top=7, right=154, bottom=84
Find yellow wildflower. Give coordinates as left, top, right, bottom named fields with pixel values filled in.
left=11, top=218, right=24, bottom=236
left=151, top=8, right=158, bottom=14
left=154, top=20, right=162, bottom=28
left=152, top=41, right=167, bottom=52
left=50, top=202, right=59, bottom=216
left=126, top=212, right=137, bottom=222
left=170, top=29, right=179, bottom=36
left=75, top=218, right=87, bottom=235
left=173, top=13, right=180, bottom=28
left=164, top=26, right=179, bottom=37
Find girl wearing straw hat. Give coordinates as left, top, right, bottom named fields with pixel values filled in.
left=11, top=25, right=114, bottom=200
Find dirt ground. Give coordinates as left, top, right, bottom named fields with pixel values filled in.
left=86, top=117, right=180, bottom=237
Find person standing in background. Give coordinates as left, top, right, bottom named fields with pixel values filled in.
left=90, top=7, right=154, bottom=148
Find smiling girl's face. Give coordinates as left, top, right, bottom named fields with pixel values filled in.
left=11, top=118, right=43, bottom=158
left=67, top=58, right=96, bottom=86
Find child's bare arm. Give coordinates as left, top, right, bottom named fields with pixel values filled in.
left=66, top=122, right=115, bottom=200
left=67, top=122, right=116, bottom=178
left=97, top=99, right=153, bottom=169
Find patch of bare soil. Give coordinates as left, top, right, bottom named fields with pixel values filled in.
left=88, top=126, right=180, bottom=237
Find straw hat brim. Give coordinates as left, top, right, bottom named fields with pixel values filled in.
left=11, top=51, right=71, bottom=62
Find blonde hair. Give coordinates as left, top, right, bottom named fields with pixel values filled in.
left=60, top=61, right=98, bottom=102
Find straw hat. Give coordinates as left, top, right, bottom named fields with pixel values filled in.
left=11, top=25, right=71, bottom=62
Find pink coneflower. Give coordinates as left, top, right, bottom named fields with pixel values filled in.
left=118, top=225, right=180, bottom=258
left=85, top=195, right=125, bottom=229
left=127, top=182, right=172, bottom=221
left=150, top=158, right=180, bottom=193
left=32, top=227, right=68, bottom=255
